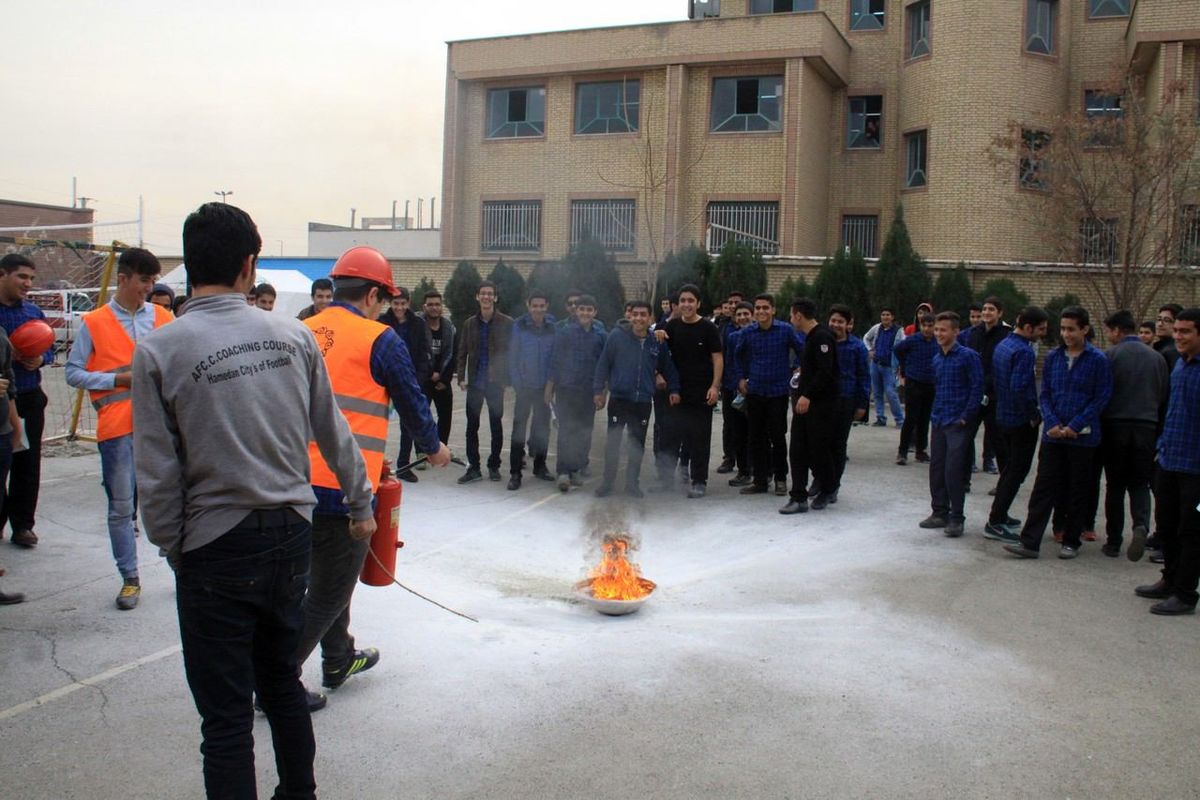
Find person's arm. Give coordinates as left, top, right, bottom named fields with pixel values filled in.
left=373, top=330, right=443, bottom=461
left=854, top=345, right=869, bottom=417
left=64, top=321, right=119, bottom=390
left=962, top=352, right=984, bottom=425
left=1010, top=347, right=1038, bottom=424
left=410, top=316, right=431, bottom=383
left=863, top=323, right=878, bottom=355
left=1039, top=354, right=1062, bottom=432
left=593, top=336, right=614, bottom=397
left=659, top=345, right=682, bottom=396
left=508, top=327, right=522, bottom=389
left=131, top=346, right=186, bottom=561
left=455, top=319, right=470, bottom=389
left=307, top=338, right=373, bottom=520
left=893, top=337, right=909, bottom=376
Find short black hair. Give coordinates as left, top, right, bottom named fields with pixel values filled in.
left=526, top=288, right=549, bottom=304
left=935, top=311, right=961, bottom=329
left=668, top=292, right=680, bottom=305
left=1139, top=320, right=1155, bottom=331
left=1060, top=305, right=1090, bottom=329
left=117, top=248, right=161, bottom=277
left=918, top=312, right=935, bottom=325
left=1159, top=303, right=1184, bottom=318
left=878, top=305, right=895, bottom=315
left=753, top=292, right=774, bottom=306
left=255, top=283, right=277, bottom=299
left=968, top=302, right=984, bottom=313
left=0, top=253, right=35, bottom=274
left=575, top=294, right=597, bottom=309
left=1016, top=306, right=1049, bottom=329
left=333, top=283, right=374, bottom=303
left=247, top=285, right=259, bottom=298
left=982, top=295, right=1004, bottom=312
left=565, top=288, right=582, bottom=300
left=423, top=290, right=442, bottom=302
left=1104, top=310, right=1136, bottom=333
left=735, top=300, right=754, bottom=313
left=828, top=303, right=853, bottom=322
left=628, top=300, right=653, bottom=314
left=1175, top=307, right=1200, bottom=327
left=727, top=291, right=744, bottom=300
left=394, top=286, right=410, bottom=301
left=182, top=203, right=261, bottom=288
left=310, top=278, right=333, bottom=296
left=791, top=297, right=818, bottom=320
left=477, top=280, right=497, bottom=294
left=677, top=283, right=701, bottom=301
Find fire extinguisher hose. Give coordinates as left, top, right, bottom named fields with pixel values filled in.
left=366, top=543, right=479, bottom=623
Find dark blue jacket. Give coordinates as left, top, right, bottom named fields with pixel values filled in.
left=507, top=312, right=557, bottom=390
left=551, top=321, right=607, bottom=390
left=593, top=326, right=680, bottom=403
left=837, top=335, right=870, bottom=409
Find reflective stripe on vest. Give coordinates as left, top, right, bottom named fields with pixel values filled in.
left=305, top=307, right=390, bottom=494
left=84, top=303, right=173, bottom=441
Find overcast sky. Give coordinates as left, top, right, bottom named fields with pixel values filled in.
left=2, top=0, right=684, bottom=256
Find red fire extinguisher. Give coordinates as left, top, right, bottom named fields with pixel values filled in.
left=360, top=462, right=408, bottom=587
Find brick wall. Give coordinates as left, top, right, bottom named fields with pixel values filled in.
left=0, top=200, right=99, bottom=287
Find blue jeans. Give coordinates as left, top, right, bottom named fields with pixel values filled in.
left=870, top=361, right=904, bottom=424
left=177, top=512, right=315, bottom=800
left=98, top=434, right=137, bottom=579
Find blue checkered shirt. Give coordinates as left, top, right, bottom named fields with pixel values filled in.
left=893, top=333, right=938, bottom=385
left=731, top=320, right=805, bottom=397
left=0, top=299, right=53, bottom=393
left=1158, top=354, right=1200, bottom=474
left=930, top=343, right=984, bottom=427
left=992, top=331, right=1039, bottom=428
left=551, top=322, right=606, bottom=390
left=837, top=335, right=870, bottom=408
left=1039, top=344, right=1113, bottom=447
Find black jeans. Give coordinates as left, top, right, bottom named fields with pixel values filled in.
left=465, top=383, right=505, bottom=470
left=295, top=513, right=369, bottom=672
left=832, top=397, right=857, bottom=488
left=789, top=400, right=837, bottom=500
left=1101, top=421, right=1157, bottom=546
left=509, top=388, right=551, bottom=475
left=720, top=389, right=749, bottom=473
left=176, top=512, right=315, bottom=800
left=555, top=386, right=595, bottom=476
left=397, top=381, right=449, bottom=467
left=964, top=400, right=997, bottom=476
left=988, top=423, right=1039, bottom=524
left=601, top=398, right=652, bottom=490
left=1018, top=441, right=1097, bottom=551
left=929, top=423, right=971, bottom=523
left=747, top=394, right=788, bottom=486
left=659, top=402, right=712, bottom=484
left=0, top=388, right=45, bottom=534
left=1155, top=469, right=1200, bottom=606
left=898, top=380, right=934, bottom=455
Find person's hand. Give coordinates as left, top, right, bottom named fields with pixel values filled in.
left=853, top=408, right=866, bottom=421
left=1061, top=426, right=1079, bottom=439
left=669, top=393, right=681, bottom=406
left=427, top=443, right=452, bottom=467
left=0, top=378, right=8, bottom=394
left=654, top=329, right=668, bottom=343
left=795, top=396, right=810, bottom=415
left=457, top=379, right=466, bottom=391
left=655, top=374, right=667, bottom=391
left=738, top=379, right=748, bottom=396
left=18, top=356, right=41, bottom=371
left=705, top=386, right=718, bottom=406
left=594, top=393, right=606, bottom=410
left=430, top=371, right=440, bottom=384
left=1047, top=426, right=1063, bottom=439
left=349, top=516, right=377, bottom=541
left=114, top=373, right=133, bottom=388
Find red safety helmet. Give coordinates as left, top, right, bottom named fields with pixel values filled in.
left=10, top=319, right=56, bottom=359
left=329, top=247, right=397, bottom=297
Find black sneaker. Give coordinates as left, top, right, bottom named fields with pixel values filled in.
left=872, top=419, right=887, bottom=427
left=533, top=468, right=555, bottom=482
left=255, top=688, right=327, bottom=714
left=322, top=648, right=380, bottom=690
left=982, top=522, right=1019, bottom=543
left=457, top=467, right=482, bottom=484
left=1003, top=543, right=1040, bottom=559
left=1127, top=525, right=1148, bottom=562
left=918, top=515, right=948, bottom=529
left=810, top=492, right=833, bottom=511
left=944, top=521, right=964, bottom=538
left=728, top=473, right=753, bottom=487
left=774, top=480, right=788, bottom=497
left=488, top=467, right=502, bottom=482
left=716, top=459, right=735, bottom=474
left=779, top=500, right=808, bottom=514
left=396, top=469, right=418, bottom=484
left=739, top=484, right=769, bottom=495
left=687, top=482, right=707, bottom=499
left=507, top=474, right=521, bottom=491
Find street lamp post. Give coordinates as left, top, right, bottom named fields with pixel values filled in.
left=214, top=190, right=233, bottom=203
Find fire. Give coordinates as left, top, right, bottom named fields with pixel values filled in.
left=586, top=535, right=653, bottom=601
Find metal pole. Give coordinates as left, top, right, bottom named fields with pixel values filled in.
left=430, top=197, right=436, bottom=229
left=417, top=199, right=423, bottom=229
left=392, top=200, right=397, bottom=229
left=72, top=177, right=77, bottom=208
left=138, top=195, right=144, bottom=247
left=351, top=208, right=357, bottom=229
left=404, top=201, right=410, bottom=230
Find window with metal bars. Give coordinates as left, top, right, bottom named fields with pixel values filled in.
left=1084, top=90, right=1123, bottom=146
left=907, top=1, right=931, bottom=59
left=570, top=200, right=636, bottom=251
left=1078, top=218, right=1119, bottom=265
left=1088, top=0, right=1128, bottom=18
left=575, top=80, right=640, bottom=135
left=486, top=87, right=546, bottom=139
left=1025, top=0, right=1056, bottom=55
left=481, top=201, right=541, bottom=252
left=706, top=202, right=779, bottom=254
left=710, top=76, right=784, bottom=133
left=841, top=215, right=879, bottom=258
left=1181, top=206, right=1200, bottom=266
left=850, top=0, right=885, bottom=30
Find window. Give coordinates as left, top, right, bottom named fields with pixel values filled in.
left=706, top=202, right=779, bottom=254
left=1079, top=218, right=1118, bottom=264
left=1181, top=206, right=1200, bottom=266
left=710, top=76, right=784, bottom=133
left=486, top=87, right=545, bottom=139
left=1085, top=90, right=1123, bottom=146
left=841, top=215, right=879, bottom=258
left=1019, top=129, right=1050, bottom=190
left=1025, top=0, right=1056, bottom=55
left=907, top=1, right=931, bottom=59
left=850, top=0, right=885, bottom=30
left=570, top=200, right=636, bottom=251
left=905, top=130, right=927, bottom=188
left=482, top=201, right=541, bottom=251
left=847, top=96, right=882, bottom=149
left=749, top=0, right=816, bottom=12
left=1088, top=0, right=1128, bottom=18
left=575, top=80, right=640, bottom=135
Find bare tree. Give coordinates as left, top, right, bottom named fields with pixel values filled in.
left=989, top=71, right=1200, bottom=320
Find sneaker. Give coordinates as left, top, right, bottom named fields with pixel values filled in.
left=1081, top=530, right=1097, bottom=542
left=0, top=589, right=25, bottom=605
left=779, top=500, right=808, bottom=514
left=727, top=473, right=753, bottom=488
left=488, top=467, right=502, bottom=482
left=807, top=484, right=822, bottom=499
left=811, top=492, right=833, bottom=511
left=896, top=455, right=907, bottom=466
left=569, top=473, right=585, bottom=487
left=255, top=688, right=327, bottom=714
left=774, top=480, right=788, bottom=497
left=457, top=467, right=482, bottom=485
left=872, top=419, right=887, bottom=427
left=1052, top=529, right=1064, bottom=544
left=716, top=459, right=735, bottom=474
left=556, top=474, right=571, bottom=493
left=1101, top=544, right=1121, bottom=558
left=914, top=451, right=930, bottom=463
left=624, top=485, right=645, bottom=499
left=1134, top=579, right=1172, bottom=599
left=983, top=522, right=1019, bottom=543
left=918, top=515, right=947, bottom=529
left=396, top=469, right=418, bottom=484
left=506, top=474, right=522, bottom=491
left=986, top=487, right=997, bottom=496
left=1058, top=545, right=1079, bottom=560
left=983, top=458, right=998, bottom=474
left=1003, top=543, right=1040, bottom=559
left=1149, top=551, right=1165, bottom=565
left=944, top=521, right=964, bottom=538
left=826, top=491, right=839, bottom=504
left=1128, top=525, right=1148, bottom=563
left=1150, top=597, right=1197, bottom=616
left=739, top=484, right=769, bottom=495
left=1003, top=516, right=1022, bottom=528
left=115, top=578, right=140, bottom=611
left=322, top=648, right=380, bottom=690
left=11, top=529, right=37, bottom=548
left=687, top=482, right=707, bottom=499
left=533, top=467, right=555, bottom=482
left=579, top=465, right=592, bottom=479
left=594, top=484, right=614, bottom=498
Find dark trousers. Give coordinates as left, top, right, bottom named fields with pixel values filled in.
left=295, top=513, right=368, bottom=672
left=929, top=423, right=972, bottom=523
left=660, top=402, right=712, bottom=484
left=965, top=401, right=998, bottom=476
left=509, top=388, right=551, bottom=475
left=398, top=381, right=452, bottom=466
left=832, top=397, right=856, bottom=488
left=720, top=389, right=749, bottom=473
left=988, top=423, right=1039, bottom=524
left=1018, top=442, right=1097, bottom=551
left=0, top=388, right=46, bottom=534
left=1100, top=421, right=1156, bottom=546
left=176, top=513, right=315, bottom=800
left=747, top=394, right=788, bottom=486
left=1155, top=469, right=1200, bottom=606
left=602, top=398, right=652, bottom=490
left=555, top=387, right=595, bottom=476
left=789, top=400, right=837, bottom=500
left=465, top=383, right=505, bottom=470
left=898, top=380, right=934, bottom=455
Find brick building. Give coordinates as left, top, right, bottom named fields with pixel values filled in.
left=0, top=199, right=98, bottom=286
left=440, top=0, right=1200, bottom=284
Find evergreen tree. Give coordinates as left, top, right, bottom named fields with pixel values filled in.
left=444, top=260, right=482, bottom=324
left=486, top=259, right=526, bottom=318
left=1043, top=292, right=1082, bottom=347
left=527, top=260, right=572, bottom=321
left=870, top=205, right=932, bottom=319
left=773, top=275, right=812, bottom=320
left=707, top=239, right=767, bottom=311
left=656, top=244, right=713, bottom=306
left=931, top=263, right=974, bottom=319
left=562, top=238, right=626, bottom=325
left=975, top=278, right=1030, bottom=325
left=411, top=276, right=438, bottom=307
left=813, top=246, right=872, bottom=329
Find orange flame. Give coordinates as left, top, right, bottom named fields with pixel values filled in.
left=586, top=536, right=653, bottom=600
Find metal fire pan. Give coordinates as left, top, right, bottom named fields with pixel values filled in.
left=574, top=578, right=657, bottom=616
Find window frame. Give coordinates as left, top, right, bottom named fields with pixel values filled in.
left=569, top=198, right=637, bottom=252
left=849, top=0, right=886, bottom=32
left=840, top=213, right=881, bottom=258
left=573, top=79, right=641, bottom=136
left=1018, top=129, right=1051, bottom=192
left=704, top=199, right=781, bottom=255
left=484, top=86, right=546, bottom=140
left=480, top=199, right=543, bottom=253
left=906, top=1, right=932, bottom=62
left=847, top=94, right=883, bottom=150
left=709, top=75, right=785, bottom=134
left=1078, top=217, right=1120, bottom=265
left=903, top=129, right=928, bottom=190
left=1023, top=0, right=1057, bottom=58
left=1083, top=89, right=1124, bottom=147
left=748, top=0, right=817, bottom=13
left=1087, top=0, right=1129, bottom=19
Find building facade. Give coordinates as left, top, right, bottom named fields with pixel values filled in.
left=440, top=0, right=1200, bottom=272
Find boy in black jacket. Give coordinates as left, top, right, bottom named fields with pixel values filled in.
left=782, top=298, right=840, bottom=514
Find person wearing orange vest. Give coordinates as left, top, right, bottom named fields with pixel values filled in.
left=298, top=246, right=451, bottom=706
left=66, top=248, right=172, bottom=610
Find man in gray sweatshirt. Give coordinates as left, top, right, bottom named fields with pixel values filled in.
left=133, top=203, right=373, bottom=800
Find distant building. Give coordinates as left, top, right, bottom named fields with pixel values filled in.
left=0, top=198, right=97, bottom=286
left=307, top=222, right=441, bottom=258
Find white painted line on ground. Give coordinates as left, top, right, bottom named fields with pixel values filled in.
left=0, top=643, right=182, bottom=722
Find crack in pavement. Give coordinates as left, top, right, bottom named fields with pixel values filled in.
left=0, top=625, right=114, bottom=717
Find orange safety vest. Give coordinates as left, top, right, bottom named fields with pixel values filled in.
left=84, top=302, right=173, bottom=442
left=305, top=306, right=390, bottom=494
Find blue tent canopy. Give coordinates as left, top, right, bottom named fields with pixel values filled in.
left=255, top=258, right=336, bottom=282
